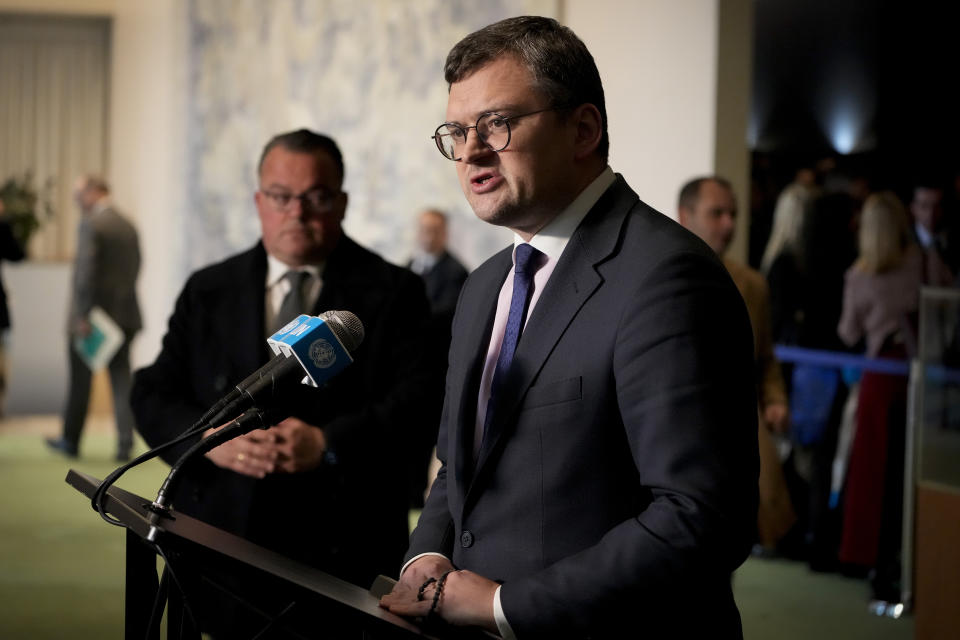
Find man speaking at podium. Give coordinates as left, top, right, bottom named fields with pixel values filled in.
left=132, top=130, right=438, bottom=600
left=381, top=17, right=759, bottom=639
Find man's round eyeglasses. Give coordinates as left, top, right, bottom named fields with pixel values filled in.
left=260, top=188, right=341, bottom=213
left=431, top=106, right=562, bottom=161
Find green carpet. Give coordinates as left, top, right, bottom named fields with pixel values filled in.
left=0, top=426, right=168, bottom=639
left=736, top=557, right=913, bottom=639
left=0, top=423, right=915, bottom=639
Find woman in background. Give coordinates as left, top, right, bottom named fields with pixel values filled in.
left=837, top=191, right=952, bottom=602
left=762, top=182, right=817, bottom=346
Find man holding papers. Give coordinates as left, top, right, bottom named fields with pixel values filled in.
left=46, top=175, right=142, bottom=461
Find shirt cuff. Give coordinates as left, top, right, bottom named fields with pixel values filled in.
left=399, top=552, right=449, bottom=579
left=493, top=586, right=517, bottom=640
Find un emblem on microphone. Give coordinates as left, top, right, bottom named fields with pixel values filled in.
left=309, top=339, right=337, bottom=369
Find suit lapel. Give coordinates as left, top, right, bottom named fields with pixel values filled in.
left=449, top=249, right=512, bottom=498
left=239, top=245, right=270, bottom=368
left=469, top=178, right=638, bottom=494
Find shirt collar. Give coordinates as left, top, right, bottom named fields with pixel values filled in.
left=266, top=252, right=324, bottom=288
left=90, top=197, right=112, bottom=217
left=512, top=166, right=616, bottom=260
left=915, top=222, right=934, bottom=248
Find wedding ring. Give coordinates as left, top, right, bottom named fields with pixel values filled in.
left=237, top=452, right=246, bottom=462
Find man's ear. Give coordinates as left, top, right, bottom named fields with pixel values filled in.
left=572, top=103, right=603, bottom=161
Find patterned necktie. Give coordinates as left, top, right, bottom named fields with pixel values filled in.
left=274, top=270, right=309, bottom=333
left=483, top=243, right=543, bottom=437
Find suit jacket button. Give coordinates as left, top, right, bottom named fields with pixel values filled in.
left=460, top=530, right=474, bottom=548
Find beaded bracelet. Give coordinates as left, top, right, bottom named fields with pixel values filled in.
left=417, top=577, right=437, bottom=602
left=429, top=570, right=455, bottom=617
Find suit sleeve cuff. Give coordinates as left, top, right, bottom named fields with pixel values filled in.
left=399, top=552, right=449, bottom=579
left=493, top=586, right=516, bottom=640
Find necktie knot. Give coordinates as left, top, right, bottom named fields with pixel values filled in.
left=513, top=243, right=541, bottom=278
left=284, top=269, right=309, bottom=290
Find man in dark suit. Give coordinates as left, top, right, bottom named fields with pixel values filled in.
left=910, top=179, right=958, bottom=279
left=47, top=175, right=141, bottom=460
left=381, top=17, right=758, bottom=639
left=131, top=130, right=438, bottom=620
left=407, top=208, right=469, bottom=507
left=408, top=208, right=469, bottom=320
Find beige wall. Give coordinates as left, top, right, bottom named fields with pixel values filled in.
left=565, top=0, right=753, bottom=261
left=107, top=2, right=187, bottom=369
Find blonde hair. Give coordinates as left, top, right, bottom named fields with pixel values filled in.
left=760, top=182, right=817, bottom=273
left=855, top=191, right=912, bottom=274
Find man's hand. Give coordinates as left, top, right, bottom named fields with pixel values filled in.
left=268, top=418, right=327, bottom=473
left=203, top=423, right=279, bottom=478
left=380, top=555, right=454, bottom=619
left=203, top=417, right=327, bottom=476
left=397, top=555, right=455, bottom=592
left=380, top=556, right=499, bottom=634
left=763, top=402, right=789, bottom=434
left=73, top=318, right=92, bottom=338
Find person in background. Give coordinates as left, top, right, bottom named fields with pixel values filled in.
left=408, top=208, right=469, bottom=321
left=678, top=175, right=795, bottom=552
left=0, top=198, right=25, bottom=417
left=406, top=208, right=469, bottom=509
left=837, top=191, right=952, bottom=602
left=131, top=129, right=439, bottom=636
left=910, top=177, right=957, bottom=279
left=381, top=16, right=758, bottom=638
left=760, top=179, right=858, bottom=570
left=760, top=182, right=817, bottom=346
left=46, top=175, right=141, bottom=460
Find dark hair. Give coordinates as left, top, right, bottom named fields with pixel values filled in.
left=421, top=208, right=449, bottom=223
left=677, top=176, right=732, bottom=211
left=444, top=16, right=608, bottom=162
left=257, top=129, right=345, bottom=185
left=81, top=174, right=110, bottom=194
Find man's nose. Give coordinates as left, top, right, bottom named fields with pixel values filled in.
left=286, top=196, right=307, bottom=219
left=459, top=128, right=494, bottom=163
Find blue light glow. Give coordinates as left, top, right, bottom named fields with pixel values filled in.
left=827, top=109, right=859, bottom=154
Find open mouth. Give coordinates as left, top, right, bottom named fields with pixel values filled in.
left=470, top=172, right=503, bottom=193
left=472, top=172, right=495, bottom=185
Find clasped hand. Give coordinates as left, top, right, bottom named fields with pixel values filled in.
left=203, top=417, right=326, bottom=477
left=379, top=555, right=500, bottom=633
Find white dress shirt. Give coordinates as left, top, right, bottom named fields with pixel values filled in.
left=265, top=253, right=324, bottom=335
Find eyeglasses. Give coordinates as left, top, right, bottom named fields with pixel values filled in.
left=431, top=107, right=562, bottom=161
left=260, top=188, right=342, bottom=213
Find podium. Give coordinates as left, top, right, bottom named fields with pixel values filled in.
left=66, top=469, right=462, bottom=639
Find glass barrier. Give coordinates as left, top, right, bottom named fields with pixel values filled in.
left=916, top=287, right=960, bottom=488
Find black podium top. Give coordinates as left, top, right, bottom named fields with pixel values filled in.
left=66, top=469, right=465, bottom=639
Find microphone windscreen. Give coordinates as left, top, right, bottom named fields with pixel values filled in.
left=320, top=310, right=365, bottom=352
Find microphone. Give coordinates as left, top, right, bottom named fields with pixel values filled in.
left=200, top=310, right=364, bottom=430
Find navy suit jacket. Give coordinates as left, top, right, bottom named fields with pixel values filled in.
left=133, top=236, right=439, bottom=587
left=406, top=176, right=759, bottom=638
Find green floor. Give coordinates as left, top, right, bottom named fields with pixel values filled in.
left=0, top=423, right=915, bottom=639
